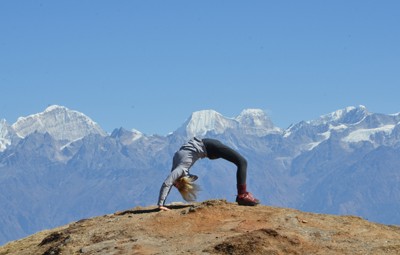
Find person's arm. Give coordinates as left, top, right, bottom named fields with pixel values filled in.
left=157, top=182, right=173, bottom=207
left=157, top=167, right=184, bottom=207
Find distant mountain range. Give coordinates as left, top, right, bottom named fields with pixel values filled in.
left=1, top=105, right=399, bottom=245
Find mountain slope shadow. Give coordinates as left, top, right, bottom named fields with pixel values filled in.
left=115, top=204, right=193, bottom=215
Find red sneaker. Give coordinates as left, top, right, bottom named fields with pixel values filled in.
left=236, top=192, right=260, bottom=206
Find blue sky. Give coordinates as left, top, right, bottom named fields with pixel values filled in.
left=1, top=1, right=399, bottom=135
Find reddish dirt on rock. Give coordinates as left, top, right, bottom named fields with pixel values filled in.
left=1, top=200, right=400, bottom=255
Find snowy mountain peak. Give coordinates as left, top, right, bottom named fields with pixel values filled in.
left=312, top=105, right=369, bottom=126
left=111, top=127, right=143, bottom=145
left=182, top=110, right=237, bottom=138
left=177, top=109, right=282, bottom=138
left=237, top=109, right=267, bottom=124
left=11, top=105, right=107, bottom=142
left=238, top=108, right=280, bottom=126
left=44, top=104, right=66, bottom=113
left=236, top=108, right=281, bottom=136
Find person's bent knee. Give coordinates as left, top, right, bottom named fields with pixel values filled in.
left=238, top=156, right=247, bottom=169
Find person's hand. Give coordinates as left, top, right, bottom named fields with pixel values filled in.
left=158, top=206, right=171, bottom=211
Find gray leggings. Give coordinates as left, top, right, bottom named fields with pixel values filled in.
left=202, top=139, right=247, bottom=185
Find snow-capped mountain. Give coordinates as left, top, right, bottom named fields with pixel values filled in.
left=110, top=128, right=144, bottom=146
left=176, top=109, right=281, bottom=138
left=0, top=119, right=20, bottom=152
left=312, top=105, right=370, bottom=126
left=176, top=110, right=238, bottom=137
left=1, top=105, right=400, bottom=246
left=0, top=119, right=11, bottom=152
left=12, top=105, right=107, bottom=143
left=236, top=109, right=282, bottom=136
left=283, top=105, right=400, bottom=151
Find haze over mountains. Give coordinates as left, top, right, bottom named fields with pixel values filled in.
left=1, top=105, right=399, bottom=245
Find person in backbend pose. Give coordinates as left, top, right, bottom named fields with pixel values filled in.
left=157, top=137, right=260, bottom=211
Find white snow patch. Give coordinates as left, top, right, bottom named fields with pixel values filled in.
left=0, top=119, right=11, bottom=152
left=236, top=109, right=266, bottom=126
left=307, top=142, right=320, bottom=151
left=0, top=139, right=10, bottom=152
left=307, top=124, right=348, bottom=150
left=130, top=129, right=143, bottom=142
left=283, top=131, right=290, bottom=138
left=342, top=125, right=395, bottom=143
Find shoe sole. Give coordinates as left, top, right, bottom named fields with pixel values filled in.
left=236, top=200, right=259, bottom=206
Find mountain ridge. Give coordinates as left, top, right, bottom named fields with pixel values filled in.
left=1, top=104, right=396, bottom=149
left=175, top=108, right=281, bottom=138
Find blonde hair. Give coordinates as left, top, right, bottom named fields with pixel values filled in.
left=175, top=176, right=201, bottom=202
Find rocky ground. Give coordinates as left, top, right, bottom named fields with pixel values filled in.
left=1, top=199, right=400, bottom=255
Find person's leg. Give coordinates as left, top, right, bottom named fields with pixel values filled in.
left=203, top=138, right=247, bottom=185
left=203, top=138, right=259, bottom=206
